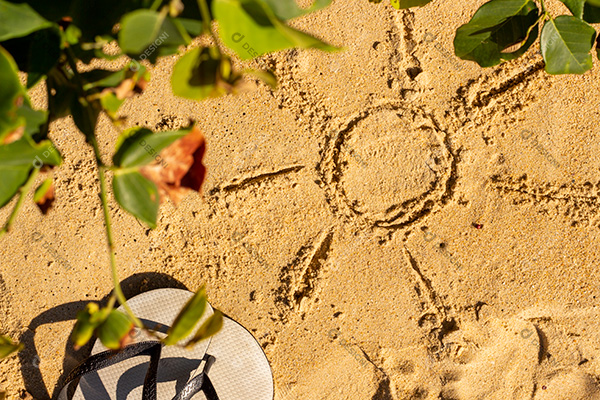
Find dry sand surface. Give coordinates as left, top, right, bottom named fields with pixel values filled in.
left=2, top=0, right=600, bottom=399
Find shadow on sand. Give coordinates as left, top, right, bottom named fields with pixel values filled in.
left=18, top=272, right=188, bottom=400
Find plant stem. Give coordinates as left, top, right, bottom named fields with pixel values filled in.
left=92, top=141, right=143, bottom=329
left=539, top=0, right=548, bottom=15
left=197, top=0, right=221, bottom=59
left=64, top=47, right=143, bottom=329
left=197, top=0, right=212, bottom=36
left=106, top=294, right=117, bottom=310
left=0, top=168, right=39, bottom=239
left=150, top=0, right=162, bottom=11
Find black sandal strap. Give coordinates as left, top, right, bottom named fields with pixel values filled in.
left=143, top=342, right=162, bottom=400
left=172, top=371, right=220, bottom=400
left=59, top=342, right=220, bottom=400
left=58, top=341, right=162, bottom=400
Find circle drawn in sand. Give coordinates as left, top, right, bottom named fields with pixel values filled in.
left=320, top=104, right=453, bottom=228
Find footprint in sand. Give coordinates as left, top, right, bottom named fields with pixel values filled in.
left=441, top=317, right=540, bottom=400
left=534, top=370, right=600, bottom=400
left=441, top=313, right=600, bottom=400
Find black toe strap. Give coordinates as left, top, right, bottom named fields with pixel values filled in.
left=58, top=342, right=220, bottom=400
left=143, top=342, right=162, bottom=400
left=58, top=341, right=162, bottom=400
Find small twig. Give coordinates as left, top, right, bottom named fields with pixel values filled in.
left=0, top=168, right=40, bottom=238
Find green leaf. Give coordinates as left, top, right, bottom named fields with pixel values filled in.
left=0, top=167, right=29, bottom=208
left=271, top=17, right=340, bottom=52
left=171, top=47, right=259, bottom=100
left=583, top=2, right=600, bottom=23
left=71, top=303, right=102, bottom=349
left=119, top=10, right=187, bottom=59
left=560, top=0, right=585, bottom=18
left=0, top=46, right=49, bottom=142
left=171, top=47, right=220, bottom=100
left=97, top=310, right=134, bottom=350
left=80, top=65, right=150, bottom=109
left=541, top=16, right=596, bottom=74
left=0, top=0, right=52, bottom=42
left=113, top=127, right=190, bottom=167
left=213, top=0, right=339, bottom=61
left=259, top=0, right=331, bottom=20
left=0, top=138, right=61, bottom=167
left=164, top=287, right=207, bottom=346
left=178, top=18, right=203, bottom=36
left=99, top=92, right=125, bottom=120
left=244, top=69, right=278, bottom=88
left=587, top=0, right=600, bottom=7
left=390, top=0, right=433, bottom=9
left=0, top=335, right=23, bottom=359
left=112, top=170, right=160, bottom=228
left=185, top=310, right=223, bottom=349
left=152, top=17, right=189, bottom=58
left=113, top=126, right=147, bottom=158
left=0, top=46, right=26, bottom=141
left=0, top=138, right=62, bottom=207
left=70, top=44, right=96, bottom=65
left=454, top=0, right=540, bottom=67
left=63, top=24, right=82, bottom=46
left=16, top=102, right=47, bottom=138
left=119, top=10, right=166, bottom=55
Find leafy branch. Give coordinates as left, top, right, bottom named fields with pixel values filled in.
left=0, top=0, right=339, bottom=361
left=372, top=0, right=600, bottom=75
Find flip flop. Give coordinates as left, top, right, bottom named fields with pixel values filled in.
left=57, top=288, right=274, bottom=400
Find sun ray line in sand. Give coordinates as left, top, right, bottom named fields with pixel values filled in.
left=211, top=164, right=305, bottom=194
left=274, top=227, right=335, bottom=321
left=401, top=245, right=460, bottom=358
left=447, top=56, right=548, bottom=130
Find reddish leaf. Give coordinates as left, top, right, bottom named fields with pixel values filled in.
left=135, top=75, right=149, bottom=92
left=140, top=126, right=206, bottom=205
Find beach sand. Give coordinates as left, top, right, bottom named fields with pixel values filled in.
left=1, top=0, right=600, bottom=398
